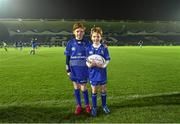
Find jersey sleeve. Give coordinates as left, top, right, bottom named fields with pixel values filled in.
left=64, top=41, right=71, bottom=56
left=85, top=46, right=89, bottom=57
left=66, top=56, right=71, bottom=73
left=104, top=47, right=110, bottom=61
left=64, top=41, right=71, bottom=72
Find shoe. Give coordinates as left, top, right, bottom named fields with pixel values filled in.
left=85, top=104, right=91, bottom=114
left=91, top=107, right=97, bottom=117
left=103, top=106, right=110, bottom=114
left=75, top=105, right=82, bottom=115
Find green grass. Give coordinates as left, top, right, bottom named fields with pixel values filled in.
left=0, top=46, right=180, bottom=123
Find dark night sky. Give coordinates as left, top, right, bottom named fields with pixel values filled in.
left=0, top=0, right=180, bottom=20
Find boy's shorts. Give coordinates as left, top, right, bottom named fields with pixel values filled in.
left=71, top=78, right=88, bottom=84
left=90, top=80, right=106, bottom=86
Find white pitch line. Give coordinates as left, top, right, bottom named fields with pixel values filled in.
left=108, top=91, right=180, bottom=100
left=0, top=91, right=179, bottom=107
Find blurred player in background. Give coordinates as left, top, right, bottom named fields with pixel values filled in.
left=86, top=26, right=110, bottom=117
left=30, top=38, right=37, bottom=55
left=64, top=22, right=91, bottom=115
left=14, top=41, right=18, bottom=49
left=138, top=40, right=143, bottom=48
left=2, top=41, right=8, bottom=52
left=18, top=41, right=23, bottom=51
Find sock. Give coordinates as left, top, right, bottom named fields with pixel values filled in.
left=92, top=93, right=97, bottom=108
left=74, top=89, right=81, bottom=106
left=101, top=92, right=107, bottom=107
left=83, top=90, right=89, bottom=105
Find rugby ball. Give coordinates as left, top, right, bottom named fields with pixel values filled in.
left=87, top=54, right=105, bottom=65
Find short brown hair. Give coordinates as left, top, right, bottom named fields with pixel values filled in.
left=90, top=26, right=103, bottom=37
left=72, top=22, right=86, bottom=32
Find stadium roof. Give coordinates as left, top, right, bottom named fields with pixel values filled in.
left=0, top=0, right=180, bottom=21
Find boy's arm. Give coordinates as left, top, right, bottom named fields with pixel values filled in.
left=66, top=56, right=71, bottom=74
left=95, top=60, right=110, bottom=68
left=86, top=60, right=96, bottom=68
left=102, top=60, right=110, bottom=68
left=64, top=41, right=71, bottom=75
left=86, top=61, right=92, bottom=68
left=97, top=47, right=110, bottom=68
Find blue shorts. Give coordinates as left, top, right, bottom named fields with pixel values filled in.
left=71, top=78, right=88, bottom=84
left=90, top=80, right=106, bottom=86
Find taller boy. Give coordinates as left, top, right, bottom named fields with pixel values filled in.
left=64, top=22, right=91, bottom=115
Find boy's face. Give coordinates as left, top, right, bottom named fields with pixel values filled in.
left=73, top=28, right=85, bottom=40
left=91, top=32, right=102, bottom=45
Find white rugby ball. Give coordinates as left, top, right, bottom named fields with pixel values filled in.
left=87, top=54, right=105, bottom=65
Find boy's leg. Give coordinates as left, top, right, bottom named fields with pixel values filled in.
left=81, top=84, right=91, bottom=113
left=73, top=82, right=82, bottom=115
left=74, top=88, right=81, bottom=106
left=91, top=85, right=97, bottom=116
left=101, top=84, right=107, bottom=107
left=101, top=84, right=110, bottom=114
left=101, top=92, right=107, bottom=107
left=81, top=83, right=89, bottom=105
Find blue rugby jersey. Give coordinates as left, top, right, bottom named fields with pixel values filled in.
left=86, top=44, right=110, bottom=82
left=64, top=38, right=91, bottom=82
left=31, top=41, right=36, bottom=48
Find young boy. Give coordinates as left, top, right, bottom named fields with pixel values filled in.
left=86, top=26, right=110, bottom=117
left=64, top=22, right=91, bottom=115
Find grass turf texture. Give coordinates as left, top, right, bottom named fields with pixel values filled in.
left=0, top=46, right=180, bottom=123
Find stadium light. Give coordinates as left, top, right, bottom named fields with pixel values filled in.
left=0, top=0, right=9, bottom=10
left=40, top=19, right=44, bottom=22
left=0, top=0, right=8, bottom=4
left=18, top=18, right=22, bottom=22
left=16, top=29, right=21, bottom=33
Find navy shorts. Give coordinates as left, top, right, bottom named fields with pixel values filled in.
left=71, top=78, right=88, bottom=84
left=90, top=80, right=106, bottom=86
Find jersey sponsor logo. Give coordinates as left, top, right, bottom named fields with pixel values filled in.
left=71, top=47, right=76, bottom=51
left=70, top=59, right=86, bottom=66
left=77, top=53, right=82, bottom=56
left=70, top=56, right=86, bottom=59
left=89, top=51, right=93, bottom=54
left=80, top=80, right=87, bottom=83
left=101, top=50, right=104, bottom=55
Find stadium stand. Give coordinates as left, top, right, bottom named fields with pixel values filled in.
left=1, top=19, right=180, bottom=46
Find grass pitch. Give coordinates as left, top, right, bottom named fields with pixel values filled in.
left=0, top=46, right=180, bottom=123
